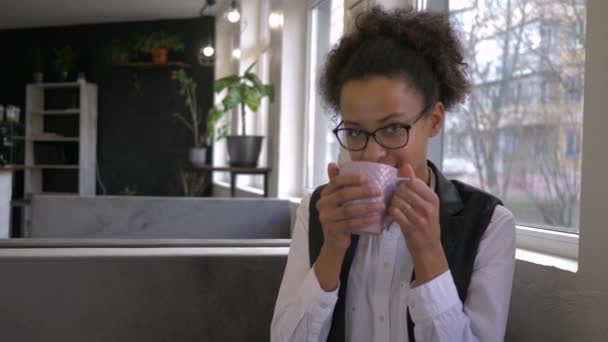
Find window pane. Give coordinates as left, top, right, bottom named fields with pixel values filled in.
left=445, top=0, right=586, bottom=233
left=306, top=0, right=344, bottom=189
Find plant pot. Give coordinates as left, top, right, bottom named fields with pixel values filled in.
left=226, top=135, right=264, bottom=168
left=152, top=48, right=169, bottom=64
left=59, top=71, right=69, bottom=81
left=33, top=72, right=43, bottom=83
left=189, top=147, right=207, bottom=167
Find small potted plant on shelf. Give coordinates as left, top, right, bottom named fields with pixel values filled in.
left=137, top=32, right=184, bottom=64
left=105, top=39, right=135, bottom=65
left=208, top=62, right=274, bottom=167
left=172, top=70, right=225, bottom=166
left=27, top=47, right=44, bottom=83
left=53, top=46, right=74, bottom=81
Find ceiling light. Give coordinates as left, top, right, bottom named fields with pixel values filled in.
left=268, top=12, right=284, bottom=30
left=202, top=45, right=215, bottom=57
left=227, top=1, right=241, bottom=23
left=232, top=48, right=241, bottom=59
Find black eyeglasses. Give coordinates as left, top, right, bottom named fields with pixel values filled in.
left=332, top=108, right=429, bottom=151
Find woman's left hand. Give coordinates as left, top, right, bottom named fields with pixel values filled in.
left=389, top=163, right=449, bottom=286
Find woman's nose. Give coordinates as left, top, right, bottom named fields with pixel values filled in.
left=361, top=137, right=386, bottom=162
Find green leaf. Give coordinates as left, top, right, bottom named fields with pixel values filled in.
left=244, top=72, right=263, bottom=88
left=244, top=86, right=262, bottom=113
left=222, top=87, right=242, bottom=111
left=244, top=72, right=273, bottom=102
left=207, top=106, right=224, bottom=124
left=216, top=122, right=230, bottom=141
left=214, top=75, right=241, bottom=93
left=262, top=85, right=274, bottom=101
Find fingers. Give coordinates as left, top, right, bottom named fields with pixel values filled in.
left=390, top=183, right=436, bottom=232
left=404, top=179, right=439, bottom=204
left=323, top=183, right=381, bottom=206
left=395, top=162, right=438, bottom=204
left=319, top=202, right=385, bottom=223
left=328, top=214, right=383, bottom=233
left=327, top=162, right=340, bottom=180
left=389, top=205, right=411, bottom=228
left=321, top=174, right=370, bottom=196
left=397, top=162, right=416, bottom=179
left=318, top=162, right=387, bottom=242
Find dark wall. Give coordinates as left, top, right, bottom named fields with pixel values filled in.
left=0, top=17, right=215, bottom=196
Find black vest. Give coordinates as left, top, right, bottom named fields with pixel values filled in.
left=308, top=161, right=502, bottom=342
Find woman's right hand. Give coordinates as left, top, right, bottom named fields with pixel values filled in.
left=315, top=162, right=385, bottom=257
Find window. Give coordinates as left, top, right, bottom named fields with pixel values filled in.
left=565, top=128, right=581, bottom=160
left=445, top=0, right=586, bottom=234
left=304, top=0, right=344, bottom=190
left=568, top=18, right=584, bottom=49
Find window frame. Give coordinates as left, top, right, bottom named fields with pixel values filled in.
left=296, top=0, right=582, bottom=263
left=427, top=0, right=581, bottom=262
left=303, top=0, right=345, bottom=192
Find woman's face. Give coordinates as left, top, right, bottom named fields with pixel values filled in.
left=339, top=76, right=444, bottom=178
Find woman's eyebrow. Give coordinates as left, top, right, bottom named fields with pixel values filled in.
left=343, top=112, right=411, bottom=127
left=342, top=120, right=360, bottom=127
left=378, top=112, right=409, bottom=123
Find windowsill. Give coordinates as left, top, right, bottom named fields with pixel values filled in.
left=515, top=248, right=578, bottom=272
left=263, top=194, right=580, bottom=272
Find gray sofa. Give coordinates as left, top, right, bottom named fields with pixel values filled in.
left=0, top=243, right=289, bottom=342
left=27, top=195, right=292, bottom=239
left=1, top=195, right=295, bottom=340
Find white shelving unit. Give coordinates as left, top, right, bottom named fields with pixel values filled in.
left=24, top=82, right=97, bottom=195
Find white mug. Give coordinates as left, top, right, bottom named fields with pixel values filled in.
left=339, top=161, right=410, bottom=235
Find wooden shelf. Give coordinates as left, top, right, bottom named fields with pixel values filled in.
left=192, top=165, right=272, bottom=172
left=113, top=61, right=192, bottom=69
left=28, top=82, right=82, bottom=89
left=27, top=165, right=79, bottom=170
left=30, top=109, right=80, bottom=115
left=15, top=136, right=79, bottom=142
left=29, top=192, right=79, bottom=196
left=0, top=165, right=28, bottom=171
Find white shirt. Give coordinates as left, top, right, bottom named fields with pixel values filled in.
left=271, top=175, right=516, bottom=342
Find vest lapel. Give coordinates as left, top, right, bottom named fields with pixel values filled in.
left=429, top=161, right=465, bottom=260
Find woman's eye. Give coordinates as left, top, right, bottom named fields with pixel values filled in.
left=346, top=129, right=364, bottom=137
left=382, top=124, right=403, bottom=134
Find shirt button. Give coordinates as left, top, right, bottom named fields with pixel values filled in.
left=379, top=315, right=385, bottom=322
left=320, top=302, right=328, bottom=309
left=352, top=307, right=356, bottom=312
left=383, top=262, right=389, bottom=269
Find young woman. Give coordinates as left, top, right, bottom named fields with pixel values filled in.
left=271, top=7, right=516, bottom=342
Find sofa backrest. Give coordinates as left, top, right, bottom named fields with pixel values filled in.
left=0, top=245, right=289, bottom=342
left=28, top=195, right=292, bottom=239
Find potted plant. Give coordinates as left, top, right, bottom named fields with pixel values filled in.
left=172, top=70, right=224, bottom=166
left=137, top=32, right=184, bottom=64
left=178, top=168, right=207, bottom=196
left=27, top=47, right=44, bottom=83
left=53, top=46, right=74, bottom=81
left=209, top=62, right=274, bottom=167
left=106, top=39, right=135, bottom=65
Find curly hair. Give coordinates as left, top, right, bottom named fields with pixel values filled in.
left=320, top=6, right=470, bottom=117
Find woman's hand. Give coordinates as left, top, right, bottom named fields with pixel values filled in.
left=314, top=162, right=386, bottom=291
left=316, top=162, right=385, bottom=257
left=389, top=163, right=448, bottom=286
